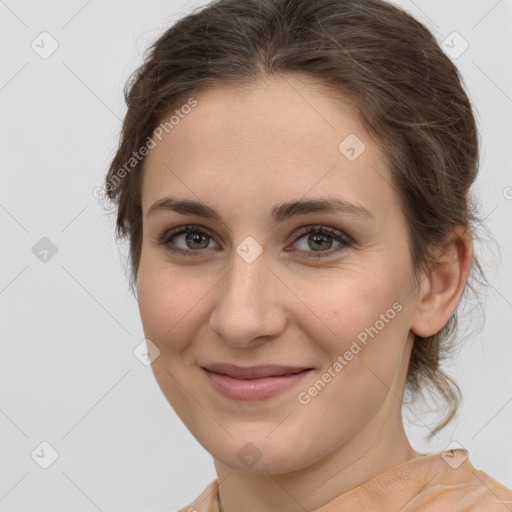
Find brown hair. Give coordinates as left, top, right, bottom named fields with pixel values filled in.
left=104, top=0, right=484, bottom=439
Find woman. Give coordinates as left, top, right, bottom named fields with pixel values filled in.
left=104, top=0, right=512, bottom=510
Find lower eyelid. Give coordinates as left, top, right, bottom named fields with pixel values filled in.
left=289, top=234, right=350, bottom=258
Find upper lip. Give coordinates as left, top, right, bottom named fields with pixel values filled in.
left=201, top=363, right=312, bottom=380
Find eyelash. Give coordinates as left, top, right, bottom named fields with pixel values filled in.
left=158, top=224, right=352, bottom=260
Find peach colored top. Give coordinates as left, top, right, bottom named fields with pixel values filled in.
left=177, top=449, right=512, bottom=512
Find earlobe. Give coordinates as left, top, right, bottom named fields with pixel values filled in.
left=410, top=226, right=473, bottom=338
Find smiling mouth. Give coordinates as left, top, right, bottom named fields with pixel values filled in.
left=201, top=366, right=313, bottom=401
left=201, top=363, right=313, bottom=379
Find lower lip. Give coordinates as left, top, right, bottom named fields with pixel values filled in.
left=202, top=368, right=312, bottom=401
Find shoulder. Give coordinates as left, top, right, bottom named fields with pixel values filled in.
left=176, top=479, right=219, bottom=512
left=412, top=452, right=512, bottom=511
left=461, top=468, right=512, bottom=511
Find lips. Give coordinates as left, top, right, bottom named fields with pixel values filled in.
left=201, top=364, right=313, bottom=401
left=201, top=363, right=312, bottom=380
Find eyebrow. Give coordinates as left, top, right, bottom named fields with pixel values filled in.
left=147, top=196, right=374, bottom=226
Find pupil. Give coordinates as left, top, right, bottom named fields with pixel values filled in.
left=310, top=234, right=332, bottom=251
left=187, top=232, right=208, bottom=249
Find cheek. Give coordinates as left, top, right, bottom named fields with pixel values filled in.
left=289, top=261, right=408, bottom=346
left=136, top=256, right=207, bottom=353
left=290, top=260, right=413, bottom=402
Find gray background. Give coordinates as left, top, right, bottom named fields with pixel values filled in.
left=0, top=1, right=511, bottom=511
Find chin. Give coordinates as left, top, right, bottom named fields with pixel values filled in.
left=209, top=433, right=316, bottom=475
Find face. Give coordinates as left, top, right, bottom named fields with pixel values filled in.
left=137, top=74, right=421, bottom=475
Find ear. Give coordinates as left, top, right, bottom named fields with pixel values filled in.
left=410, top=225, right=473, bottom=338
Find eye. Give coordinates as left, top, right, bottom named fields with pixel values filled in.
left=288, top=225, right=351, bottom=259
left=159, top=224, right=351, bottom=259
left=160, top=224, right=220, bottom=256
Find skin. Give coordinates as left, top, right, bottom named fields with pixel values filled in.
left=136, top=73, right=472, bottom=512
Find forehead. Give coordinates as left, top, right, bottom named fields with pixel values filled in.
left=141, top=74, right=397, bottom=220
left=152, top=74, right=364, bottom=154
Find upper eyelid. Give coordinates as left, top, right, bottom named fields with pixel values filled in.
left=294, top=224, right=350, bottom=239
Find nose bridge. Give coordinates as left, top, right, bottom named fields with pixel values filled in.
left=228, top=253, right=263, bottom=305
left=209, top=245, right=285, bottom=345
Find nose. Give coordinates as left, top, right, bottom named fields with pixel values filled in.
left=208, top=248, right=287, bottom=348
